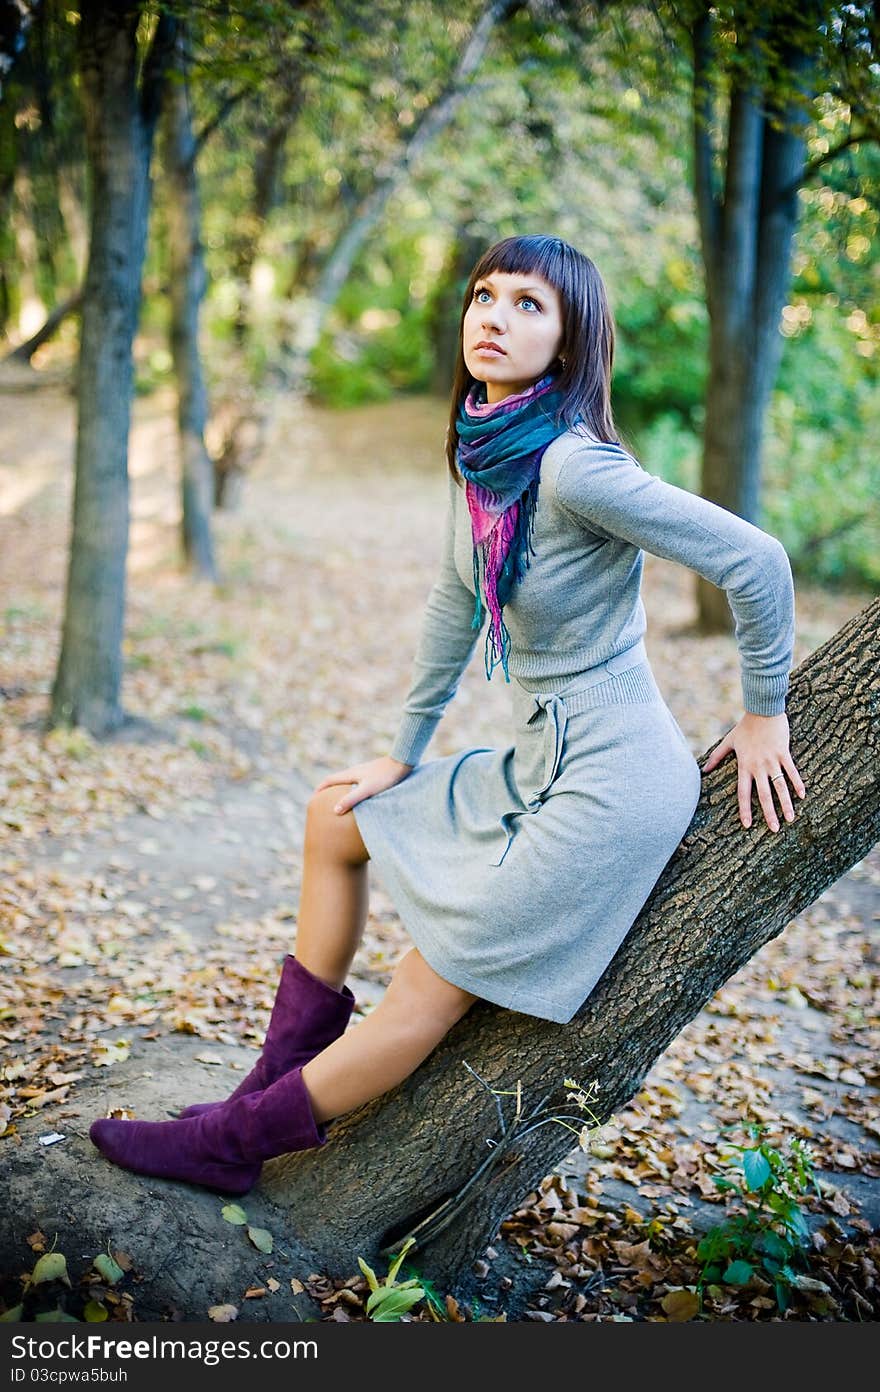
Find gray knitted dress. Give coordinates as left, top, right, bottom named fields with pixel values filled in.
left=351, top=430, right=795, bottom=1023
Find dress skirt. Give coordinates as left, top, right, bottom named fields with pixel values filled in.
left=351, top=639, right=702, bottom=1024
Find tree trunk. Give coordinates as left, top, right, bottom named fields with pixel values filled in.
left=6, top=598, right=872, bottom=1323
left=50, top=1, right=176, bottom=735
left=284, top=0, right=526, bottom=387
left=163, top=24, right=217, bottom=581
left=692, top=10, right=818, bottom=633
left=261, top=598, right=879, bottom=1292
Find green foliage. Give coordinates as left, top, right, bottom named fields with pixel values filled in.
left=357, top=1236, right=428, bottom=1322
left=696, top=1123, right=820, bottom=1313
left=763, top=300, right=880, bottom=589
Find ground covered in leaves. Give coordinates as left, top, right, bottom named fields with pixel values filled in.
left=0, top=369, right=877, bottom=1323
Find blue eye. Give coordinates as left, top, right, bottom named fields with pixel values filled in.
left=473, top=288, right=541, bottom=311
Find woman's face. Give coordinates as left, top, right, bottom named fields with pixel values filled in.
left=462, top=269, right=565, bottom=404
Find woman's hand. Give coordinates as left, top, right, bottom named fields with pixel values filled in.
left=314, top=755, right=415, bottom=815
left=701, top=711, right=806, bottom=833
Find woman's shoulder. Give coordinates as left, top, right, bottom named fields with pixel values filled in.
left=543, top=428, right=637, bottom=482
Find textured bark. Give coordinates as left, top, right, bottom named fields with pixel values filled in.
left=50, top=1, right=176, bottom=735
left=163, top=25, right=217, bottom=581
left=692, top=9, right=819, bottom=633
left=262, top=597, right=880, bottom=1294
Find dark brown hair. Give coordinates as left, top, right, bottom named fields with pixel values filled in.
left=445, top=234, right=624, bottom=482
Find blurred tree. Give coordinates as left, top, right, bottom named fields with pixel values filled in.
left=664, top=0, right=878, bottom=631
left=282, top=0, right=528, bottom=385
left=51, top=1, right=177, bottom=735
left=1, top=0, right=86, bottom=355
left=162, top=18, right=220, bottom=580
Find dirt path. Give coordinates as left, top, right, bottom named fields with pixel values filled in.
left=1, top=371, right=877, bottom=1321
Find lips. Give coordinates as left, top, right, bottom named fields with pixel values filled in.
left=475, top=341, right=506, bottom=355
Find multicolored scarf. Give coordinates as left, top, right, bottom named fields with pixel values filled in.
left=456, top=370, right=569, bottom=681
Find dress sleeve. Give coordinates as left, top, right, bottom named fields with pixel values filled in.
left=555, top=441, right=796, bottom=717
left=389, top=471, right=487, bottom=766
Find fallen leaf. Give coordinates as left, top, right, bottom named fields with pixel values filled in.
left=92, top=1254, right=125, bottom=1287
left=445, top=1294, right=465, bottom=1322
left=221, top=1204, right=248, bottom=1226
left=31, top=1253, right=69, bottom=1287
left=92, top=1039, right=131, bottom=1068
left=247, top=1226, right=273, bottom=1254
left=207, top=1304, right=238, bottom=1322
left=661, top=1289, right=700, bottom=1321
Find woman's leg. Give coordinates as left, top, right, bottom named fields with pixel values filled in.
left=178, top=786, right=369, bottom=1119
left=89, top=948, right=478, bottom=1191
left=302, top=946, right=480, bottom=1122
left=294, top=786, right=371, bottom=991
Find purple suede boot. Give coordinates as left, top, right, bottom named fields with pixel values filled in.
left=89, top=1064, right=325, bottom=1194
left=179, top=955, right=354, bottom=1119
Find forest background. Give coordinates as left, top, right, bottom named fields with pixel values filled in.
left=0, top=0, right=878, bottom=1328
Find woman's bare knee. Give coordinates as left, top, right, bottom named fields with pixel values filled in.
left=385, top=948, right=478, bottom=1030
left=305, top=785, right=370, bottom=866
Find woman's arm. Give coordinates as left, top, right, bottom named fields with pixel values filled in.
left=554, top=440, right=806, bottom=831
left=555, top=440, right=795, bottom=716
left=389, top=471, right=487, bottom=768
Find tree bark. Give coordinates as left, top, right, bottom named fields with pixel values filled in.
left=692, top=8, right=819, bottom=633
left=50, top=1, right=177, bottom=735
left=263, top=597, right=880, bottom=1292
left=163, top=23, right=218, bottom=581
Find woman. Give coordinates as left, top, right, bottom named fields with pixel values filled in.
left=90, top=234, right=806, bottom=1193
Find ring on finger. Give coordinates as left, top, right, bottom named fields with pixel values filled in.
left=771, top=773, right=785, bottom=784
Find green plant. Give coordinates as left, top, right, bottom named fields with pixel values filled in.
left=696, top=1122, right=821, bottom=1312
left=358, top=1237, right=427, bottom=1322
